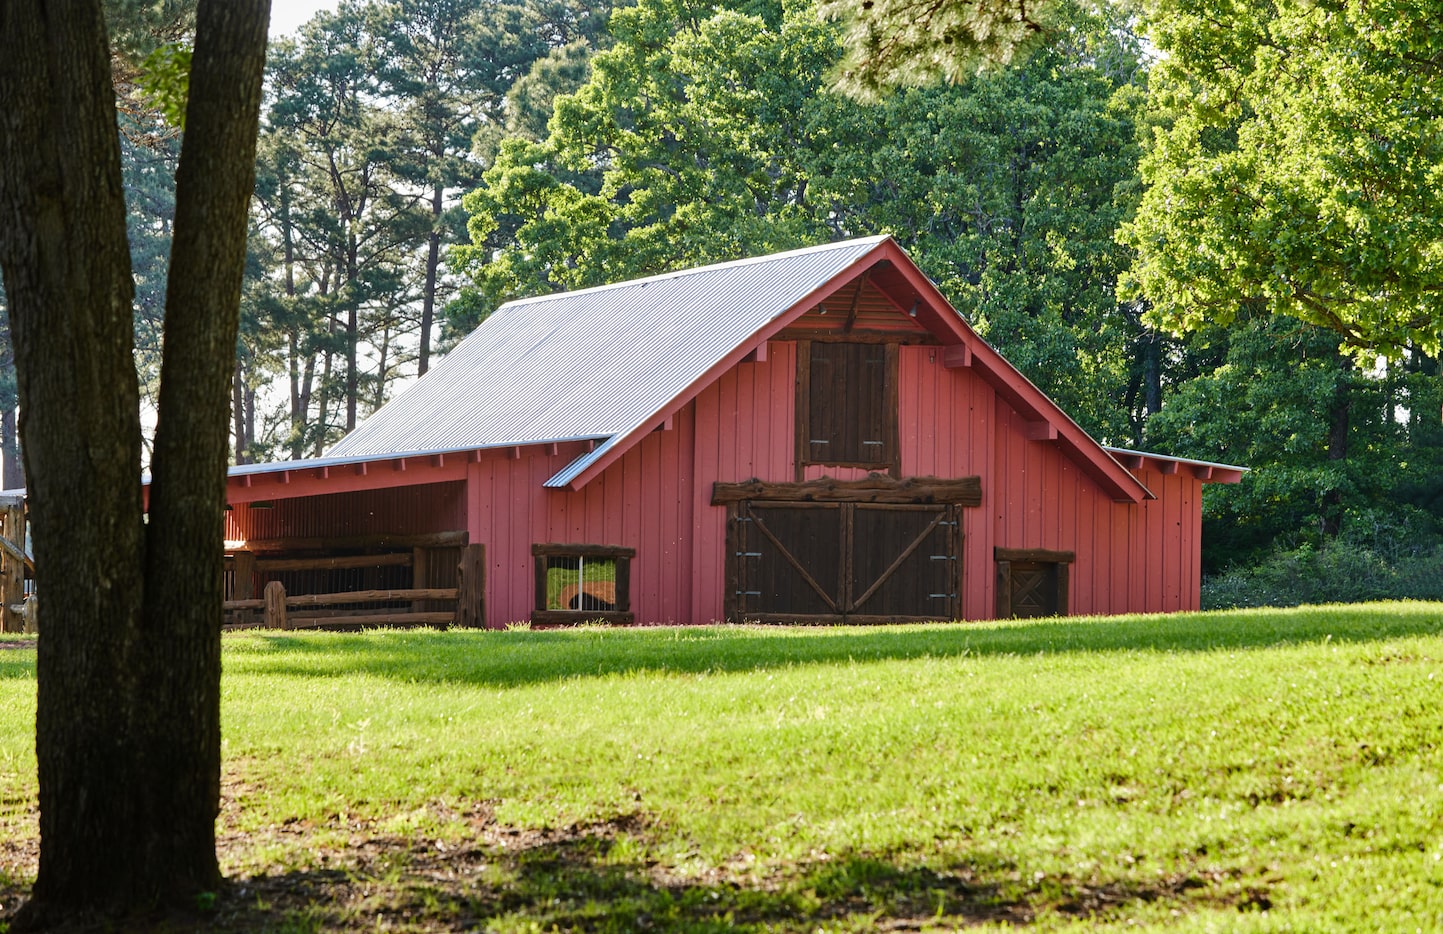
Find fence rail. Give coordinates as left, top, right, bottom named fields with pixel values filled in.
left=223, top=543, right=483, bottom=631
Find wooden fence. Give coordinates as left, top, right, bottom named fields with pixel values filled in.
left=0, top=496, right=30, bottom=634
left=223, top=538, right=483, bottom=631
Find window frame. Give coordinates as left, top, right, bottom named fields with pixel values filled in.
left=531, top=542, right=635, bottom=625
left=994, top=547, right=1074, bottom=618
left=794, top=339, right=901, bottom=479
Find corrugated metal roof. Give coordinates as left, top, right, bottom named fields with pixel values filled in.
left=328, top=236, right=889, bottom=460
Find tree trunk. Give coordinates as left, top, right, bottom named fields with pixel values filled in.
left=1320, top=354, right=1353, bottom=537
left=233, top=360, right=248, bottom=464
left=1, top=402, right=22, bottom=490
left=419, top=184, right=444, bottom=375
left=0, top=0, right=148, bottom=919
left=0, top=0, right=269, bottom=924
left=140, top=0, right=268, bottom=901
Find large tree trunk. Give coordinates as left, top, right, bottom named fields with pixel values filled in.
left=0, top=0, right=269, bottom=924
left=140, top=0, right=268, bottom=903
left=0, top=1, right=148, bottom=918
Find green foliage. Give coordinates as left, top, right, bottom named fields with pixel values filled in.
left=1144, top=316, right=1443, bottom=569
left=135, top=41, right=192, bottom=128
left=454, top=0, right=1161, bottom=440
left=1122, top=0, right=1443, bottom=357
left=5, top=606, right=1443, bottom=928
left=1203, top=539, right=1443, bottom=610
left=819, top=0, right=1057, bottom=99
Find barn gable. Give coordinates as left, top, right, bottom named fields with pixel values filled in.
left=327, top=236, right=1154, bottom=503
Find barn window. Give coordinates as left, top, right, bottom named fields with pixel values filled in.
left=532, top=543, right=635, bottom=624
left=797, top=340, right=899, bottom=475
left=994, top=548, right=1074, bottom=618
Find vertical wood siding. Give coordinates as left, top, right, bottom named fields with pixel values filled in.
left=465, top=409, right=698, bottom=627
left=464, top=340, right=1206, bottom=625
left=242, top=340, right=1204, bottom=625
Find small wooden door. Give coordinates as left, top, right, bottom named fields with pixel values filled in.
left=730, top=502, right=960, bottom=623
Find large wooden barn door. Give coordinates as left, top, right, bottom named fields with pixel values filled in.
left=731, top=502, right=960, bottom=623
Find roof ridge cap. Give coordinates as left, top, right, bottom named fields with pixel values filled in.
left=496, top=236, right=891, bottom=312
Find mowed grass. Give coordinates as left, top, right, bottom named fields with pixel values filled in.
left=1, top=602, right=1442, bottom=930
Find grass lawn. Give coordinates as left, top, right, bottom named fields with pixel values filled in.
left=1, top=602, right=1442, bottom=931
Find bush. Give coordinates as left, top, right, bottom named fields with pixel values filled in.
left=1203, top=538, right=1443, bottom=609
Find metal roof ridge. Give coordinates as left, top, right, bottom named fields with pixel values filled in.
left=498, top=235, right=891, bottom=311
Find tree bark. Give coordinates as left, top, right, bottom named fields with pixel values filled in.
left=0, top=0, right=148, bottom=919
left=1, top=402, right=22, bottom=490
left=141, top=0, right=269, bottom=903
left=419, top=184, right=444, bottom=375
left=0, top=0, right=269, bottom=923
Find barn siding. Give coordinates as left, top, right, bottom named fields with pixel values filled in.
left=226, top=343, right=1205, bottom=626
left=226, top=481, right=466, bottom=543
left=463, top=411, right=698, bottom=627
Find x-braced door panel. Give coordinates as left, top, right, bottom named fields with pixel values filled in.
left=730, top=502, right=960, bottom=623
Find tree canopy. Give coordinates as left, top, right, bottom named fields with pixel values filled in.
left=1122, top=0, right=1443, bottom=358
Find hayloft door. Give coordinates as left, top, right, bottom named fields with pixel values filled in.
left=729, top=502, right=960, bottom=623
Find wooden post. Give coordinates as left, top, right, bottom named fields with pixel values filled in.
left=233, top=551, right=256, bottom=627
left=411, top=546, right=430, bottom=614
left=21, top=593, right=37, bottom=635
left=263, top=580, right=288, bottom=630
left=0, top=504, right=23, bottom=634
left=454, top=543, right=485, bottom=628
left=232, top=551, right=256, bottom=601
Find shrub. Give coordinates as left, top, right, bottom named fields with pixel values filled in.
left=1202, top=539, right=1443, bottom=609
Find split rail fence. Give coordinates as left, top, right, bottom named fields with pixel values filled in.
left=223, top=533, right=483, bottom=631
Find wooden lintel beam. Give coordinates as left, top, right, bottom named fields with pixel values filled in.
left=941, top=344, right=972, bottom=368
left=1025, top=421, right=1058, bottom=442
left=713, top=474, right=982, bottom=506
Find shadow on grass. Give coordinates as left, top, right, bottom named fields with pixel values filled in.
left=192, top=818, right=1248, bottom=933
left=226, top=601, right=1443, bottom=689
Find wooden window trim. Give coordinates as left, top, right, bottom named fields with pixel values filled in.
left=994, top=547, right=1075, bottom=564
left=994, top=548, right=1072, bottom=618
left=794, top=340, right=901, bottom=480
left=532, top=543, right=634, bottom=624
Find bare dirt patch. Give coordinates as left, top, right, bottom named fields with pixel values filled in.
left=0, top=799, right=1263, bottom=932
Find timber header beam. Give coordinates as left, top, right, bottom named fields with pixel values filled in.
left=713, top=474, right=982, bottom=506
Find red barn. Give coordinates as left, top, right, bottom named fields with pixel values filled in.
left=222, top=237, right=1242, bottom=627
